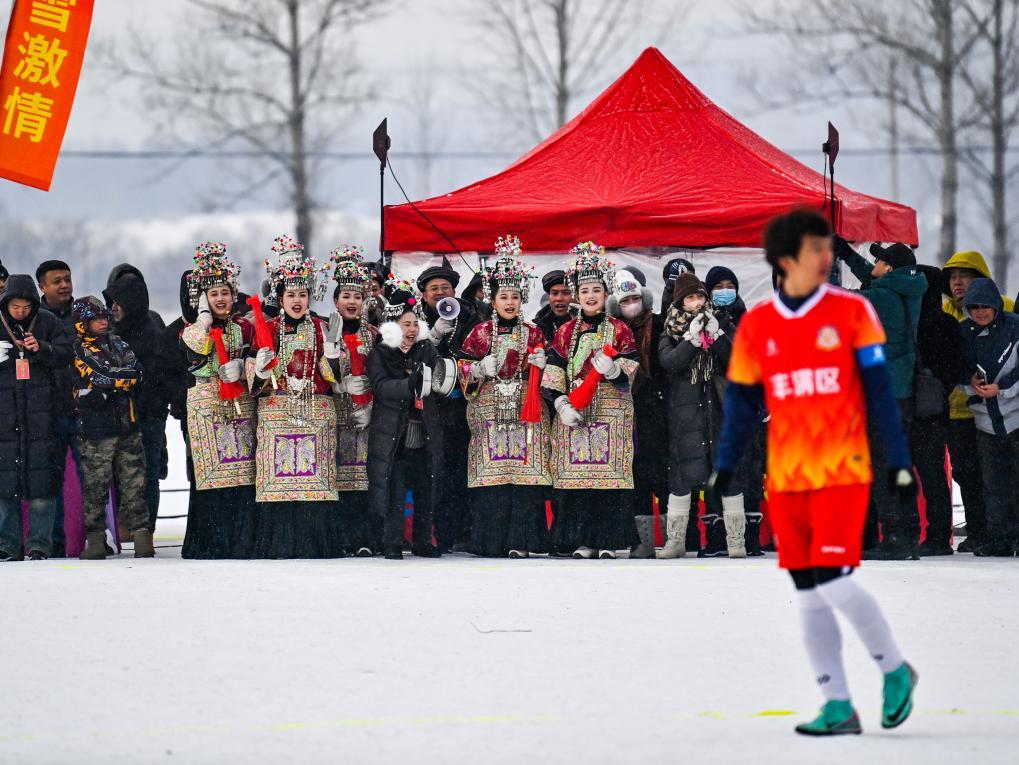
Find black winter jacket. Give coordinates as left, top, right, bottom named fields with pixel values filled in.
left=366, top=339, right=445, bottom=518
left=0, top=275, right=74, bottom=499
left=74, top=322, right=142, bottom=441
left=916, top=265, right=963, bottom=409
left=40, top=295, right=77, bottom=416
left=533, top=304, right=573, bottom=346
left=658, top=310, right=734, bottom=491
left=103, top=277, right=171, bottom=422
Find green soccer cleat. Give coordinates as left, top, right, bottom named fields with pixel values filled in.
left=882, top=662, right=918, bottom=729
left=795, top=700, right=862, bottom=736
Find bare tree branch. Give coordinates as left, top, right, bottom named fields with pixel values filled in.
left=95, top=0, right=390, bottom=252
left=465, top=0, right=685, bottom=146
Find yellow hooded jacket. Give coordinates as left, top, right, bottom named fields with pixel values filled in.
left=942, top=250, right=1015, bottom=419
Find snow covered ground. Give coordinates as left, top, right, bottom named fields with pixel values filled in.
left=2, top=528, right=1017, bottom=763
left=2, top=426, right=1017, bottom=763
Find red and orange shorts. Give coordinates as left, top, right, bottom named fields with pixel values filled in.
left=768, top=483, right=870, bottom=569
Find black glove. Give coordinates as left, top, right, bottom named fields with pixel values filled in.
left=887, top=467, right=918, bottom=504
left=832, top=235, right=855, bottom=261
left=705, top=469, right=733, bottom=509
left=408, top=363, right=424, bottom=396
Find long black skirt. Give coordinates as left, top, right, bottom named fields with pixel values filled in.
left=247, top=500, right=344, bottom=559
left=550, top=488, right=637, bottom=552
left=337, top=491, right=380, bottom=554
left=182, top=484, right=257, bottom=560
left=468, top=484, right=549, bottom=557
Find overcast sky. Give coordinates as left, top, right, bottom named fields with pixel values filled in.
left=0, top=0, right=948, bottom=259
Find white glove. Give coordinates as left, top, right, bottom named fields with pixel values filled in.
left=688, top=313, right=706, bottom=336
left=478, top=355, right=499, bottom=378
left=703, top=313, right=721, bottom=339
left=254, top=347, right=276, bottom=379
left=0, top=340, right=12, bottom=364
left=351, top=404, right=372, bottom=430
left=527, top=347, right=546, bottom=369
left=341, top=374, right=369, bottom=395
left=197, top=293, right=214, bottom=330
left=325, top=312, right=344, bottom=344
left=429, top=317, right=456, bottom=344
left=592, top=351, right=620, bottom=379
left=555, top=395, right=585, bottom=428
left=217, top=358, right=244, bottom=383
left=323, top=341, right=343, bottom=360
left=684, top=329, right=703, bottom=348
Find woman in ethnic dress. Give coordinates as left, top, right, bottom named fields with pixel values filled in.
left=458, top=236, right=551, bottom=558
left=179, top=243, right=258, bottom=559
left=248, top=235, right=342, bottom=559
left=327, top=245, right=378, bottom=556
left=541, top=242, right=640, bottom=559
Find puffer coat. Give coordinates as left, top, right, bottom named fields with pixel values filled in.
left=366, top=337, right=445, bottom=517
left=0, top=275, right=74, bottom=499
left=658, top=309, right=734, bottom=494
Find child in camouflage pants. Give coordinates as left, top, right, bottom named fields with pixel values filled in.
left=71, top=296, right=153, bottom=559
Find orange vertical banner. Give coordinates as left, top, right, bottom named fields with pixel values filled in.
left=0, top=0, right=95, bottom=191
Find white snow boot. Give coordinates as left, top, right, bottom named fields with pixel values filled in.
left=722, top=494, right=748, bottom=559
left=572, top=546, right=596, bottom=559
left=630, top=515, right=657, bottom=559
left=598, top=549, right=617, bottom=559
left=660, top=494, right=690, bottom=559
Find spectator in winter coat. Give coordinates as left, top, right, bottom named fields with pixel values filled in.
left=366, top=284, right=446, bottom=559
left=417, top=257, right=480, bottom=551
left=106, top=263, right=166, bottom=330
left=659, top=257, right=695, bottom=315
left=607, top=269, right=668, bottom=558
left=460, top=271, right=491, bottom=322
left=658, top=272, right=746, bottom=559
left=35, top=259, right=77, bottom=556
left=704, top=265, right=766, bottom=556
left=103, top=276, right=170, bottom=531
left=835, top=238, right=927, bottom=559
left=0, top=275, right=73, bottom=561
left=704, top=266, right=747, bottom=325
left=911, top=265, right=963, bottom=555
left=533, top=269, right=575, bottom=345
left=0, top=259, right=8, bottom=290
left=959, top=279, right=1019, bottom=557
left=71, top=296, right=154, bottom=560
left=942, top=250, right=1013, bottom=551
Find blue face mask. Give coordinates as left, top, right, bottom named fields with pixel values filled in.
left=712, top=288, right=737, bottom=307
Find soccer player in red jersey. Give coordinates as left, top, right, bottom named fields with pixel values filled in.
left=708, top=210, right=919, bottom=736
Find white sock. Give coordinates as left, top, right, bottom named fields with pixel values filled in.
left=817, top=575, right=904, bottom=674
left=797, top=588, right=850, bottom=701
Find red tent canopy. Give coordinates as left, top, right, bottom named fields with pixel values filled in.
left=384, top=47, right=918, bottom=253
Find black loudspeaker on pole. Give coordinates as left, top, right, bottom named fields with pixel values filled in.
left=373, top=118, right=392, bottom=269
left=823, top=121, right=841, bottom=286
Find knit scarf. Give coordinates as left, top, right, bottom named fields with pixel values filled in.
left=665, top=304, right=715, bottom=385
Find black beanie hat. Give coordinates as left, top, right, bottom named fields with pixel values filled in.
left=704, top=265, right=739, bottom=294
